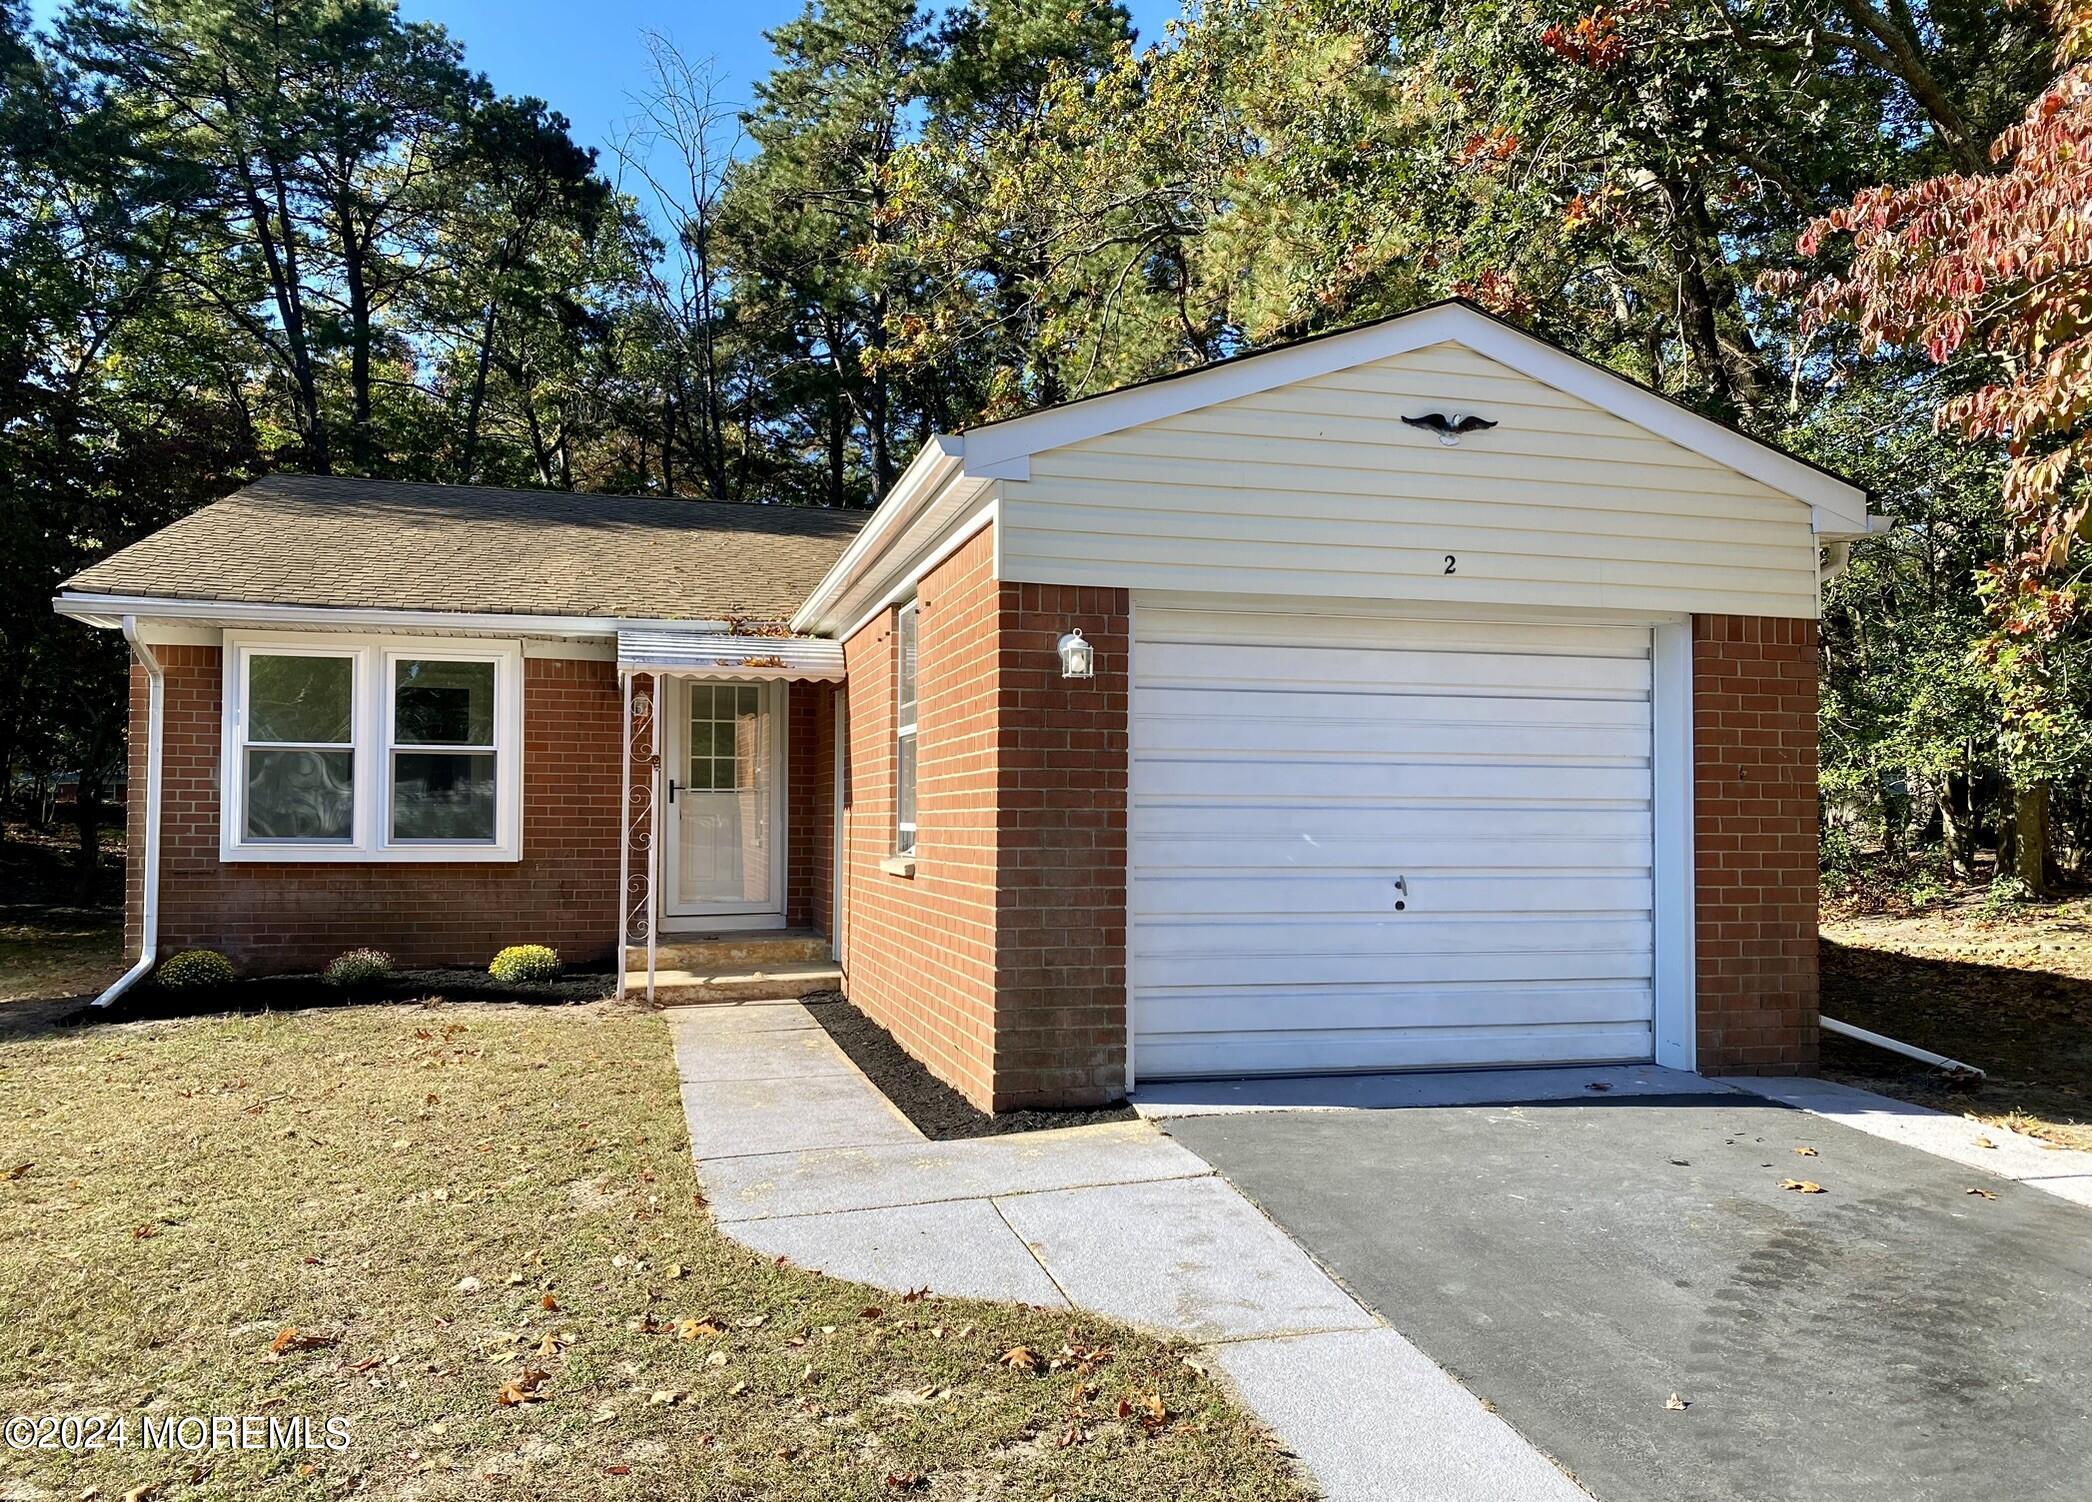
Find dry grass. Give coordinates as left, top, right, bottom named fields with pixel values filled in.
left=0, top=998, right=1309, bottom=1501
left=1822, top=895, right=2092, bottom=1152
left=0, top=911, right=123, bottom=1004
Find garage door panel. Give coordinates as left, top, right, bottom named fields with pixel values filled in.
left=1132, top=601, right=1658, bottom=1078
left=1137, top=1022, right=1655, bottom=1079
left=1135, top=715, right=1649, bottom=761
left=1135, top=605, right=1656, bottom=659
left=1134, top=834, right=1654, bottom=871
left=1142, top=758, right=1650, bottom=804
left=1135, top=873, right=1654, bottom=917
left=1139, top=640, right=1650, bottom=696
left=1138, top=685, right=1652, bottom=731
left=1135, top=804, right=1653, bottom=845
left=1138, top=985, right=1656, bottom=1034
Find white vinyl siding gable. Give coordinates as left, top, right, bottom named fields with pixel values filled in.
left=996, top=341, right=1821, bottom=619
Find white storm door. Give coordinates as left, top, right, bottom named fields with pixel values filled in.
left=664, top=680, right=784, bottom=920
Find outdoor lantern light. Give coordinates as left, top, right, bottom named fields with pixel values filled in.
left=1057, top=628, right=1095, bottom=680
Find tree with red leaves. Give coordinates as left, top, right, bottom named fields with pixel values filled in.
left=1793, top=0, right=2092, bottom=888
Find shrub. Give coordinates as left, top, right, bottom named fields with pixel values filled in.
left=489, top=944, right=561, bottom=984
left=156, top=949, right=234, bottom=993
left=324, top=947, right=395, bottom=992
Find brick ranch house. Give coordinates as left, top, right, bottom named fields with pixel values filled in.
left=55, top=300, right=1873, bottom=1111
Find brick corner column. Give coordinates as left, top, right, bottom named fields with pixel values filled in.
left=990, top=584, right=1132, bottom=1110
left=1692, top=615, right=1820, bottom=1075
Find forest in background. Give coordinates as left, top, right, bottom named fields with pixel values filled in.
left=4, top=0, right=2089, bottom=901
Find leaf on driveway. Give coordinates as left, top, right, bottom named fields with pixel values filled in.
left=1779, top=1179, right=1826, bottom=1194
left=1664, top=1393, right=1690, bottom=1411
left=1793, top=1146, right=1819, bottom=1157
left=1966, top=1187, right=1998, bottom=1199
left=1975, top=1136, right=1998, bottom=1149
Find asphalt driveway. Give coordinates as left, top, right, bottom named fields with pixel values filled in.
left=1163, top=1090, right=2092, bottom=1502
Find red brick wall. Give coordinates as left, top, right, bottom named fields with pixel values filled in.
left=990, top=585, right=1129, bottom=1108
left=837, top=526, right=1131, bottom=1111
left=126, top=645, right=835, bottom=974
left=840, top=528, right=1004, bottom=1106
left=785, top=680, right=836, bottom=932
left=1693, top=615, right=1820, bottom=1074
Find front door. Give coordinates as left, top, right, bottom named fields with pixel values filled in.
left=664, top=679, right=784, bottom=925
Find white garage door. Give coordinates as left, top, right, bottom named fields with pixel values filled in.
left=1130, top=601, right=1657, bottom=1079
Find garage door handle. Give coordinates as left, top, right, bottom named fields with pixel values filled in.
left=1393, top=875, right=1407, bottom=911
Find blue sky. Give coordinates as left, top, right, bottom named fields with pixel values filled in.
left=28, top=0, right=1184, bottom=167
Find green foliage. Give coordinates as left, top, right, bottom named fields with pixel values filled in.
left=488, top=944, right=560, bottom=983
left=155, top=949, right=234, bottom=993
left=323, top=948, right=395, bottom=992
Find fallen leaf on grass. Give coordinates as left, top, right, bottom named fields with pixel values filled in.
left=664, top=1263, right=687, bottom=1280
left=495, top=1368, right=550, bottom=1406
left=705, top=1350, right=729, bottom=1368
left=677, top=1318, right=724, bottom=1340
left=860, top=1306, right=883, bottom=1321
left=1779, top=1179, right=1826, bottom=1194
left=131, top=1224, right=159, bottom=1240
left=539, top=1293, right=558, bottom=1311
left=267, top=1326, right=336, bottom=1358
left=1664, top=1393, right=1690, bottom=1411
left=648, top=1389, right=686, bottom=1406
left=6, top=1163, right=30, bottom=1180
left=1056, top=1423, right=1088, bottom=1448
left=900, top=1286, right=931, bottom=1303
left=885, top=1475, right=928, bottom=1492
left=1137, top=1391, right=1170, bottom=1431
left=456, top=1276, right=482, bottom=1294
left=1966, top=1187, right=1998, bottom=1200
left=999, top=1346, right=1041, bottom=1372
left=606, top=1466, right=631, bottom=1477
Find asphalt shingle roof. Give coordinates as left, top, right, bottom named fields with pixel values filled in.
left=62, top=474, right=868, bottom=623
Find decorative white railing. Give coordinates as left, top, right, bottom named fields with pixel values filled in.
left=617, top=672, right=660, bottom=1001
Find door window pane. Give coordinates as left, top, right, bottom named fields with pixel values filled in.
left=249, top=655, right=352, bottom=743
left=394, top=660, right=495, bottom=746
left=392, top=751, right=497, bottom=841
left=245, top=748, right=354, bottom=840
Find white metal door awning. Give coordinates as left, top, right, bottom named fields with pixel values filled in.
left=616, top=628, right=845, bottom=681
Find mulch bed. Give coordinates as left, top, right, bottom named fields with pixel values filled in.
left=69, top=962, right=618, bottom=1025
left=802, top=992, right=1137, bottom=1140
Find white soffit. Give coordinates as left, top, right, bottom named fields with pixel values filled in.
left=616, top=628, right=845, bottom=681
left=956, top=300, right=1871, bottom=536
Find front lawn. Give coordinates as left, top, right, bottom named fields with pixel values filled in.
left=1822, top=895, right=2092, bottom=1151
left=0, top=998, right=1307, bottom=1501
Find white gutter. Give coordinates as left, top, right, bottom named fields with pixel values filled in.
left=93, top=616, right=163, bottom=1009
left=53, top=592, right=734, bottom=639
left=1821, top=1016, right=1986, bottom=1079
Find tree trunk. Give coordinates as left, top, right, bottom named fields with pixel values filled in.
left=2015, top=782, right=2051, bottom=896
left=340, top=202, right=375, bottom=471
left=1938, top=769, right=1975, bottom=880
left=458, top=302, right=499, bottom=482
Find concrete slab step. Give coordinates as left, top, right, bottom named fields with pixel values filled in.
left=630, top=930, right=831, bottom=971
left=624, top=964, right=843, bottom=1005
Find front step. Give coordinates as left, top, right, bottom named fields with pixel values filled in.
left=623, top=930, right=839, bottom=1005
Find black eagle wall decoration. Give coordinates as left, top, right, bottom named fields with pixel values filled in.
left=1401, top=412, right=1498, bottom=446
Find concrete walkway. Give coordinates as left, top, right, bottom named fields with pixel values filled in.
left=669, top=1001, right=1589, bottom=1502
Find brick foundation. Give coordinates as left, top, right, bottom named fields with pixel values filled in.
left=1692, top=615, right=1820, bottom=1074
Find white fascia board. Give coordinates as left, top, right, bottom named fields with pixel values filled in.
left=53, top=591, right=730, bottom=639
left=788, top=435, right=966, bottom=634
left=959, top=301, right=1871, bottom=535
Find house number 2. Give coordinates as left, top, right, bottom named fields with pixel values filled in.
left=1443, top=554, right=1457, bottom=575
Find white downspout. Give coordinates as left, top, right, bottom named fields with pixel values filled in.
left=92, top=616, right=163, bottom=1008
left=1820, top=1016, right=1986, bottom=1079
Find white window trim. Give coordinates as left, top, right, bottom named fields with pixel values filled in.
left=220, top=630, right=524, bottom=863
left=894, top=601, right=919, bottom=857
